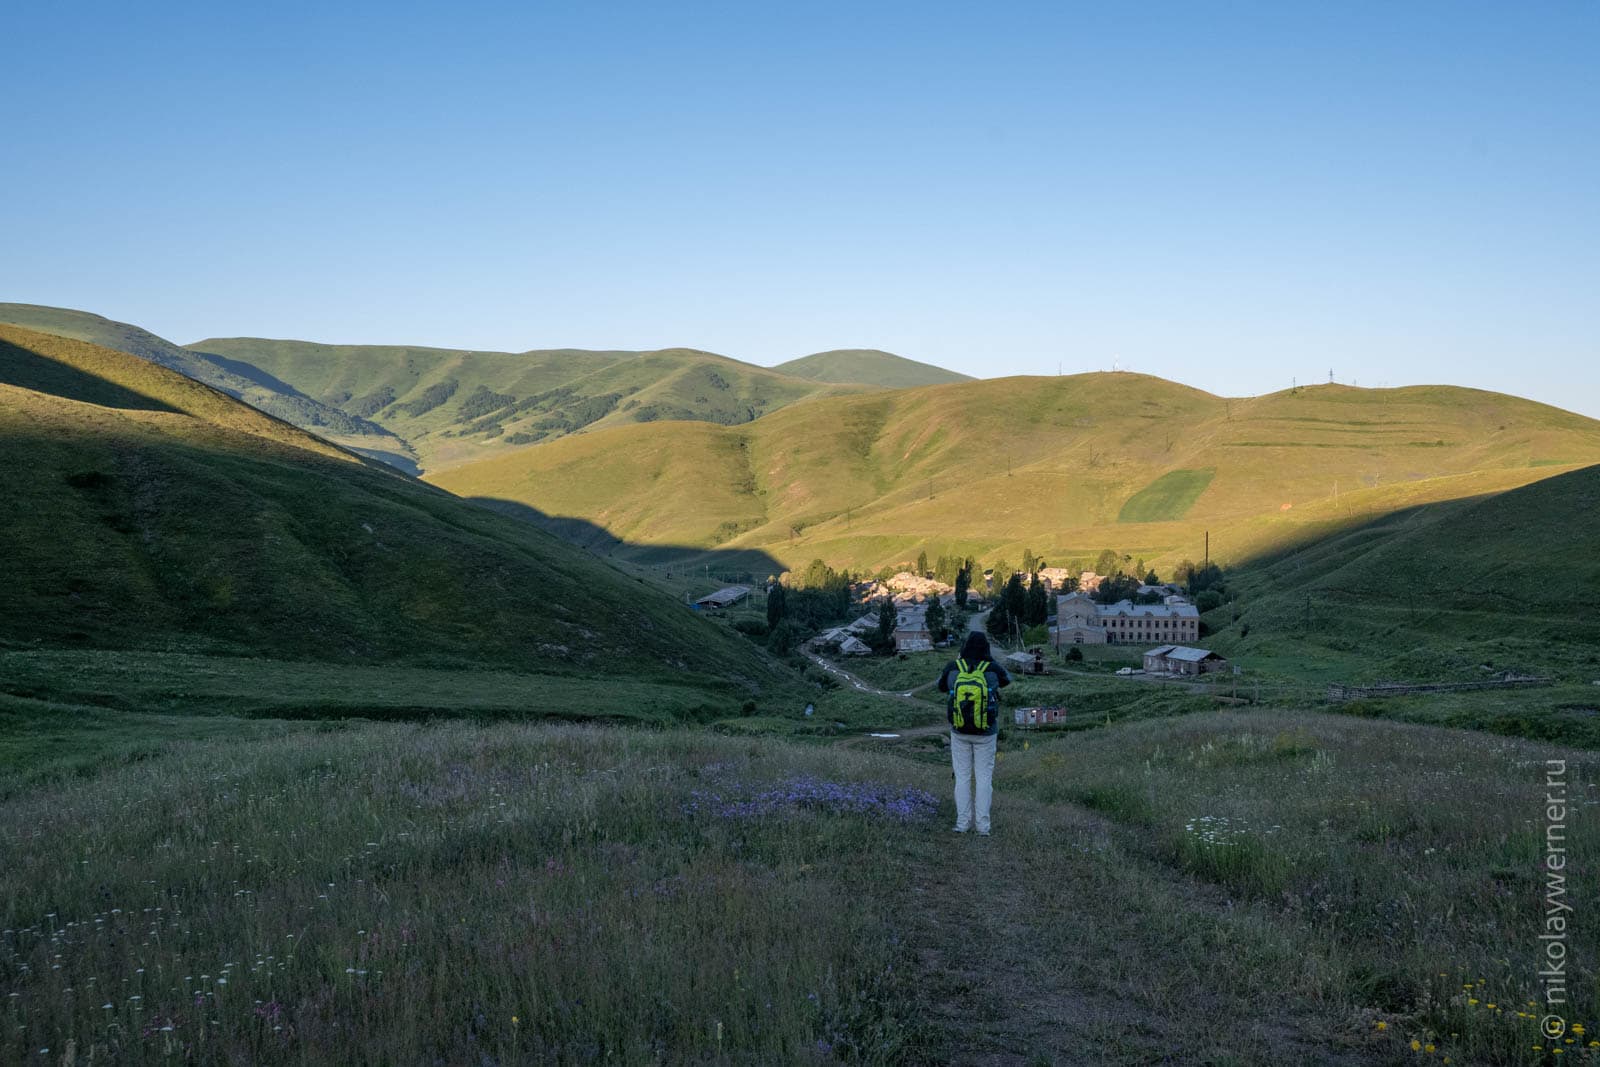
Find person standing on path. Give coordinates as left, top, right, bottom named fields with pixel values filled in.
left=936, top=631, right=1011, bottom=835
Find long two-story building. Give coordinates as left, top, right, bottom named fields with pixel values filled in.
left=1053, top=592, right=1200, bottom=647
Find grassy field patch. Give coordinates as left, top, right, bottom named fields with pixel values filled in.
left=1117, top=468, right=1216, bottom=523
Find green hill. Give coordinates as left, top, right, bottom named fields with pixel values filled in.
left=187, top=336, right=865, bottom=471
left=1214, top=462, right=1600, bottom=681
left=0, top=303, right=413, bottom=469
left=773, top=349, right=972, bottom=388
left=0, top=323, right=786, bottom=705
left=428, top=372, right=1600, bottom=577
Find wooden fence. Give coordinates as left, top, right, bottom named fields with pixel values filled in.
left=1326, top=677, right=1551, bottom=702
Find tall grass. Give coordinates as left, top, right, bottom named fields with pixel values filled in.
left=0, top=724, right=937, bottom=1064
left=1006, top=709, right=1600, bottom=1064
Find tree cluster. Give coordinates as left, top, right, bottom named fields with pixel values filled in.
left=765, top=558, right=856, bottom=632
left=933, top=554, right=973, bottom=589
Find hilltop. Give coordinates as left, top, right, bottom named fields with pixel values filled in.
left=429, top=371, right=1600, bottom=576
left=0, top=323, right=786, bottom=703
left=773, top=348, right=972, bottom=388
left=0, top=303, right=412, bottom=468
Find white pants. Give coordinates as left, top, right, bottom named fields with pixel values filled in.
left=950, top=731, right=997, bottom=833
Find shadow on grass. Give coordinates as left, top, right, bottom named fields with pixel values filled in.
left=468, top=496, right=789, bottom=575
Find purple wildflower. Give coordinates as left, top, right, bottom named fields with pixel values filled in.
left=685, top=775, right=938, bottom=822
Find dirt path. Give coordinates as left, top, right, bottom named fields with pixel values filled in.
left=826, top=643, right=1369, bottom=1064
left=802, top=648, right=928, bottom=702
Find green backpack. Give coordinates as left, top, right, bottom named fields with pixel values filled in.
left=948, top=658, right=992, bottom=733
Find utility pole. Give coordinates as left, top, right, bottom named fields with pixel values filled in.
left=1204, top=530, right=1209, bottom=569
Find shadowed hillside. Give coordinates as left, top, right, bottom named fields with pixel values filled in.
left=0, top=324, right=786, bottom=697
left=1212, top=462, right=1600, bottom=681
left=428, top=372, right=1600, bottom=575
left=773, top=349, right=972, bottom=388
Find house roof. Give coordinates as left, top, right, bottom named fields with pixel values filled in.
left=1056, top=592, right=1197, bottom=618
left=1165, top=646, right=1224, bottom=662
left=1098, top=599, right=1199, bottom=619
left=1144, top=644, right=1178, bottom=657
left=694, top=585, right=751, bottom=606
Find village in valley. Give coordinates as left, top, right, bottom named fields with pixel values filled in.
left=687, top=552, right=1236, bottom=730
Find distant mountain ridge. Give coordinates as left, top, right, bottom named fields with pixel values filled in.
left=2, top=304, right=974, bottom=474
left=186, top=335, right=874, bottom=471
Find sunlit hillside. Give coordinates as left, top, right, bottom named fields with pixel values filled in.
left=429, top=371, right=1600, bottom=574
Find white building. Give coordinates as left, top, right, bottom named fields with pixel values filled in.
left=1054, top=592, right=1199, bottom=647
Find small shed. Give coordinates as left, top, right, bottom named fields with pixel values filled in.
left=1014, top=706, right=1068, bottom=727
left=1004, top=649, right=1048, bottom=675
left=693, top=585, right=752, bottom=610
left=1142, top=644, right=1177, bottom=672
left=1145, top=645, right=1229, bottom=676
left=837, top=635, right=871, bottom=656
left=894, top=628, right=933, bottom=653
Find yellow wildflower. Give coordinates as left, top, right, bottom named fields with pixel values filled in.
left=1411, top=1039, right=1422, bottom=1051
left=1376, top=1021, right=1388, bottom=1031
left=1425, top=1043, right=1436, bottom=1053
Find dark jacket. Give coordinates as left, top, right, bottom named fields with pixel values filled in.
left=937, top=658, right=1011, bottom=736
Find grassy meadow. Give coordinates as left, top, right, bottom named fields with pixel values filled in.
left=7, top=697, right=1600, bottom=1064
left=0, top=722, right=936, bottom=1065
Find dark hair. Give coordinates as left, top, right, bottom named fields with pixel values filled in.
left=959, top=631, right=993, bottom=663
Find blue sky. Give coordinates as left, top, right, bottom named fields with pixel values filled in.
left=4, top=2, right=1597, bottom=414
